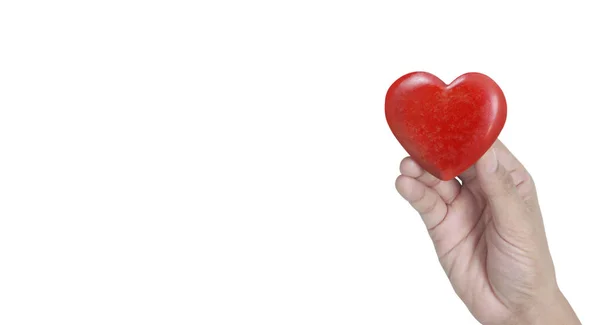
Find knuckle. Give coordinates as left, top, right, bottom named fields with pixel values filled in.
left=420, top=195, right=438, bottom=215
left=488, top=166, right=516, bottom=198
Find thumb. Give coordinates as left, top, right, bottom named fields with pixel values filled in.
left=475, top=147, right=529, bottom=233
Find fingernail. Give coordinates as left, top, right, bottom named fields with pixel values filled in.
left=481, top=148, right=498, bottom=173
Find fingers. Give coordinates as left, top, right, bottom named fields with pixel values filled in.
left=396, top=175, right=448, bottom=230
left=400, top=157, right=461, bottom=204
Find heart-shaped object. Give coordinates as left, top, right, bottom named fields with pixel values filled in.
left=385, top=71, right=507, bottom=180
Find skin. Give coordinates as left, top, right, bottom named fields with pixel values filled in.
left=395, top=140, right=580, bottom=325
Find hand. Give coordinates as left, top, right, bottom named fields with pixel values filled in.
left=395, top=140, right=580, bottom=325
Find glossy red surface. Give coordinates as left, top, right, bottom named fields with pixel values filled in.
left=385, top=72, right=507, bottom=180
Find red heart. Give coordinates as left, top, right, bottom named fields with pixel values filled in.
left=385, top=72, right=507, bottom=180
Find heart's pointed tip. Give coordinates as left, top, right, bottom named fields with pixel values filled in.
left=436, top=172, right=457, bottom=182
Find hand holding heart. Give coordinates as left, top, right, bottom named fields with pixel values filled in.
left=385, top=71, right=506, bottom=180
left=387, top=73, right=580, bottom=324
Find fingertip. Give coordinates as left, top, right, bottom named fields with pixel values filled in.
left=400, top=157, right=424, bottom=177
left=395, top=175, right=421, bottom=201
left=395, top=175, right=410, bottom=197
left=399, top=157, right=411, bottom=173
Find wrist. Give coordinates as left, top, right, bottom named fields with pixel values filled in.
left=514, top=289, right=580, bottom=325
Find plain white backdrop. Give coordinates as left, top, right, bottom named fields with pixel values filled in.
left=1, top=1, right=598, bottom=324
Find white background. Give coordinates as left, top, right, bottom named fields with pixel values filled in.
left=1, top=1, right=598, bottom=324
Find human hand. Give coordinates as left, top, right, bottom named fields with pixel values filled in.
left=395, top=140, right=580, bottom=325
